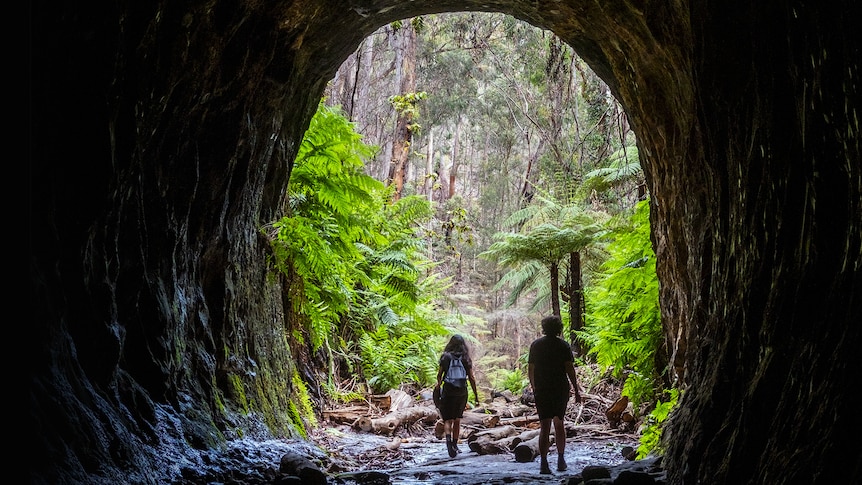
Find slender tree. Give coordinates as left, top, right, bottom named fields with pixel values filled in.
left=386, top=19, right=419, bottom=201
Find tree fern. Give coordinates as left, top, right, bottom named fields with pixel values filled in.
left=481, top=194, right=605, bottom=315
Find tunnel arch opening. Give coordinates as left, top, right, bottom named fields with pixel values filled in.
left=303, top=7, right=656, bottom=396
left=30, top=1, right=861, bottom=483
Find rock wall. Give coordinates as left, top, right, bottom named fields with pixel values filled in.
left=29, top=1, right=861, bottom=484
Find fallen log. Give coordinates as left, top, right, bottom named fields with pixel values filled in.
left=605, top=396, right=629, bottom=427
left=433, top=419, right=481, bottom=440
left=431, top=413, right=495, bottom=439
left=500, top=414, right=539, bottom=427
left=466, top=425, right=519, bottom=455
left=356, top=406, right=439, bottom=434
left=369, top=394, right=392, bottom=412
left=462, top=411, right=493, bottom=425
left=510, top=429, right=540, bottom=449
left=459, top=426, right=477, bottom=441
left=467, top=425, right=519, bottom=442
left=494, top=403, right=534, bottom=418
left=478, top=402, right=533, bottom=419
left=513, top=434, right=541, bottom=462
left=322, top=406, right=369, bottom=425
left=384, top=389, right=414, bottom=412
left=513, top=433, right=559, bottom=463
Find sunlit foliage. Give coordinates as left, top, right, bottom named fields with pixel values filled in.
left=579, top=199, right=663, bottom=406
left=267, top=102, right=449, bottom=396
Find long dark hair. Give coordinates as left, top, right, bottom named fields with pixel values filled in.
left=442, top=334, right=472, bottom=367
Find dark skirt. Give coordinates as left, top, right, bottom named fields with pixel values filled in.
left=438, top=383, right=468, bottom=420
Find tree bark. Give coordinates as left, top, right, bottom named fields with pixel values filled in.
left=425, top=129, right=435, bottom=200
left=510, top=429, right=540, bottom=449
left=568, top=251, right=584, bottom=356
left=549, top=260, right=561, bottom=317
left=386, top=20, right=417, bottom=201
left=467, top=425, right=519, bottom=455
left=322, top=406, right=368, bottom=425
left=448, top=117, right=460, bottom=199
left=513, top=434, right=546, bottom=463
left=499, top=414, right=540, bottom=428
left=356, top=406, right=439, bottom=435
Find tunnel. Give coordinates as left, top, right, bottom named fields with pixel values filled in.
left=29, top=1, right=861, bottom=483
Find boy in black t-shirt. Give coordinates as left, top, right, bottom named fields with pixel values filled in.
left=528, top=315, right=583, bottom=474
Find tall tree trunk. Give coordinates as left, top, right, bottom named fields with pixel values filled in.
left=448, top=117, right=460, bottom=199
left=425, top=128, right=434, bottom=201
left=549, top=260, right=561, bottom=317
left=544, top=36, right=572, bottom=175
left=568, top=251, right=584, bottom=356
left=438, top=153, right=450, bottom=205
left=519, top=138, right=544, bottom=208
left=386, top=20, right=417, bottom=202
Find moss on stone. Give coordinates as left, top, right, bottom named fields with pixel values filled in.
left=228, top=373, right=250, bottom=415
left=292, top=371, right=318, bottom=429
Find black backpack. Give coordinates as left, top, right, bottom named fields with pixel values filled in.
left=444, top=354, right=467, bottom=387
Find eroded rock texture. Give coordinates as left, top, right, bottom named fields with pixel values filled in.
left=29, top=0, right=860, bottom=483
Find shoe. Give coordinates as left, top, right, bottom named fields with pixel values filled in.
left=446, top=435, right=457, bottom=458
left=557, top=455, right=567, bottom=471
left=455, top=444, right=462, bottom=454
left=540, top=458, right=552, bottom=475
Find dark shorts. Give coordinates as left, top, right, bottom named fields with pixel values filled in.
left=534, top=393, right=568, bottom=420
left=438, top=383, right=468, bottom=420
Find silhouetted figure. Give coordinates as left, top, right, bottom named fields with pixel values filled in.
left=528, top=315, right=583, bottom=474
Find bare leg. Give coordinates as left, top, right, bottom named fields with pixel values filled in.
left=444, top=419, right=457, bottom=457
left=538, top=418, right=552, bottom=473
left=553, top=416, right=566, bottom=453
left=538, top=418, right=551, bottom=456
left=452, top=418, right=461, bottom=443
left=553, top=416, right=567, bottom=470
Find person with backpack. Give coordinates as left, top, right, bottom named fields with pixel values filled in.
left=435, top=334, right=478, bottom=458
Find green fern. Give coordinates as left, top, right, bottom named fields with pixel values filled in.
left=579, top=199, right=662, bottom=406
left=636, top=388, right=679, bottom=458
left=268, top=101, right=453, bottom=400
left=358, top=326, right=441, bottom=393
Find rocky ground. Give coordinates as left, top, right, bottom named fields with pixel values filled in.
left=174, top=368, right=668, bottom=484
left=315, top=425, right=649, bottom=484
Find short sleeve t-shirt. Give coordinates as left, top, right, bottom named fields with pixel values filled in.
left=528, top=335, right=575, bottom=399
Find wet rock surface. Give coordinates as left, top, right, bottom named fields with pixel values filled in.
left=213, top=379, right=661, bottom=484
left=171, top=428, right=660, bottom=485
left=335, top=433, right=653, bottom=485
